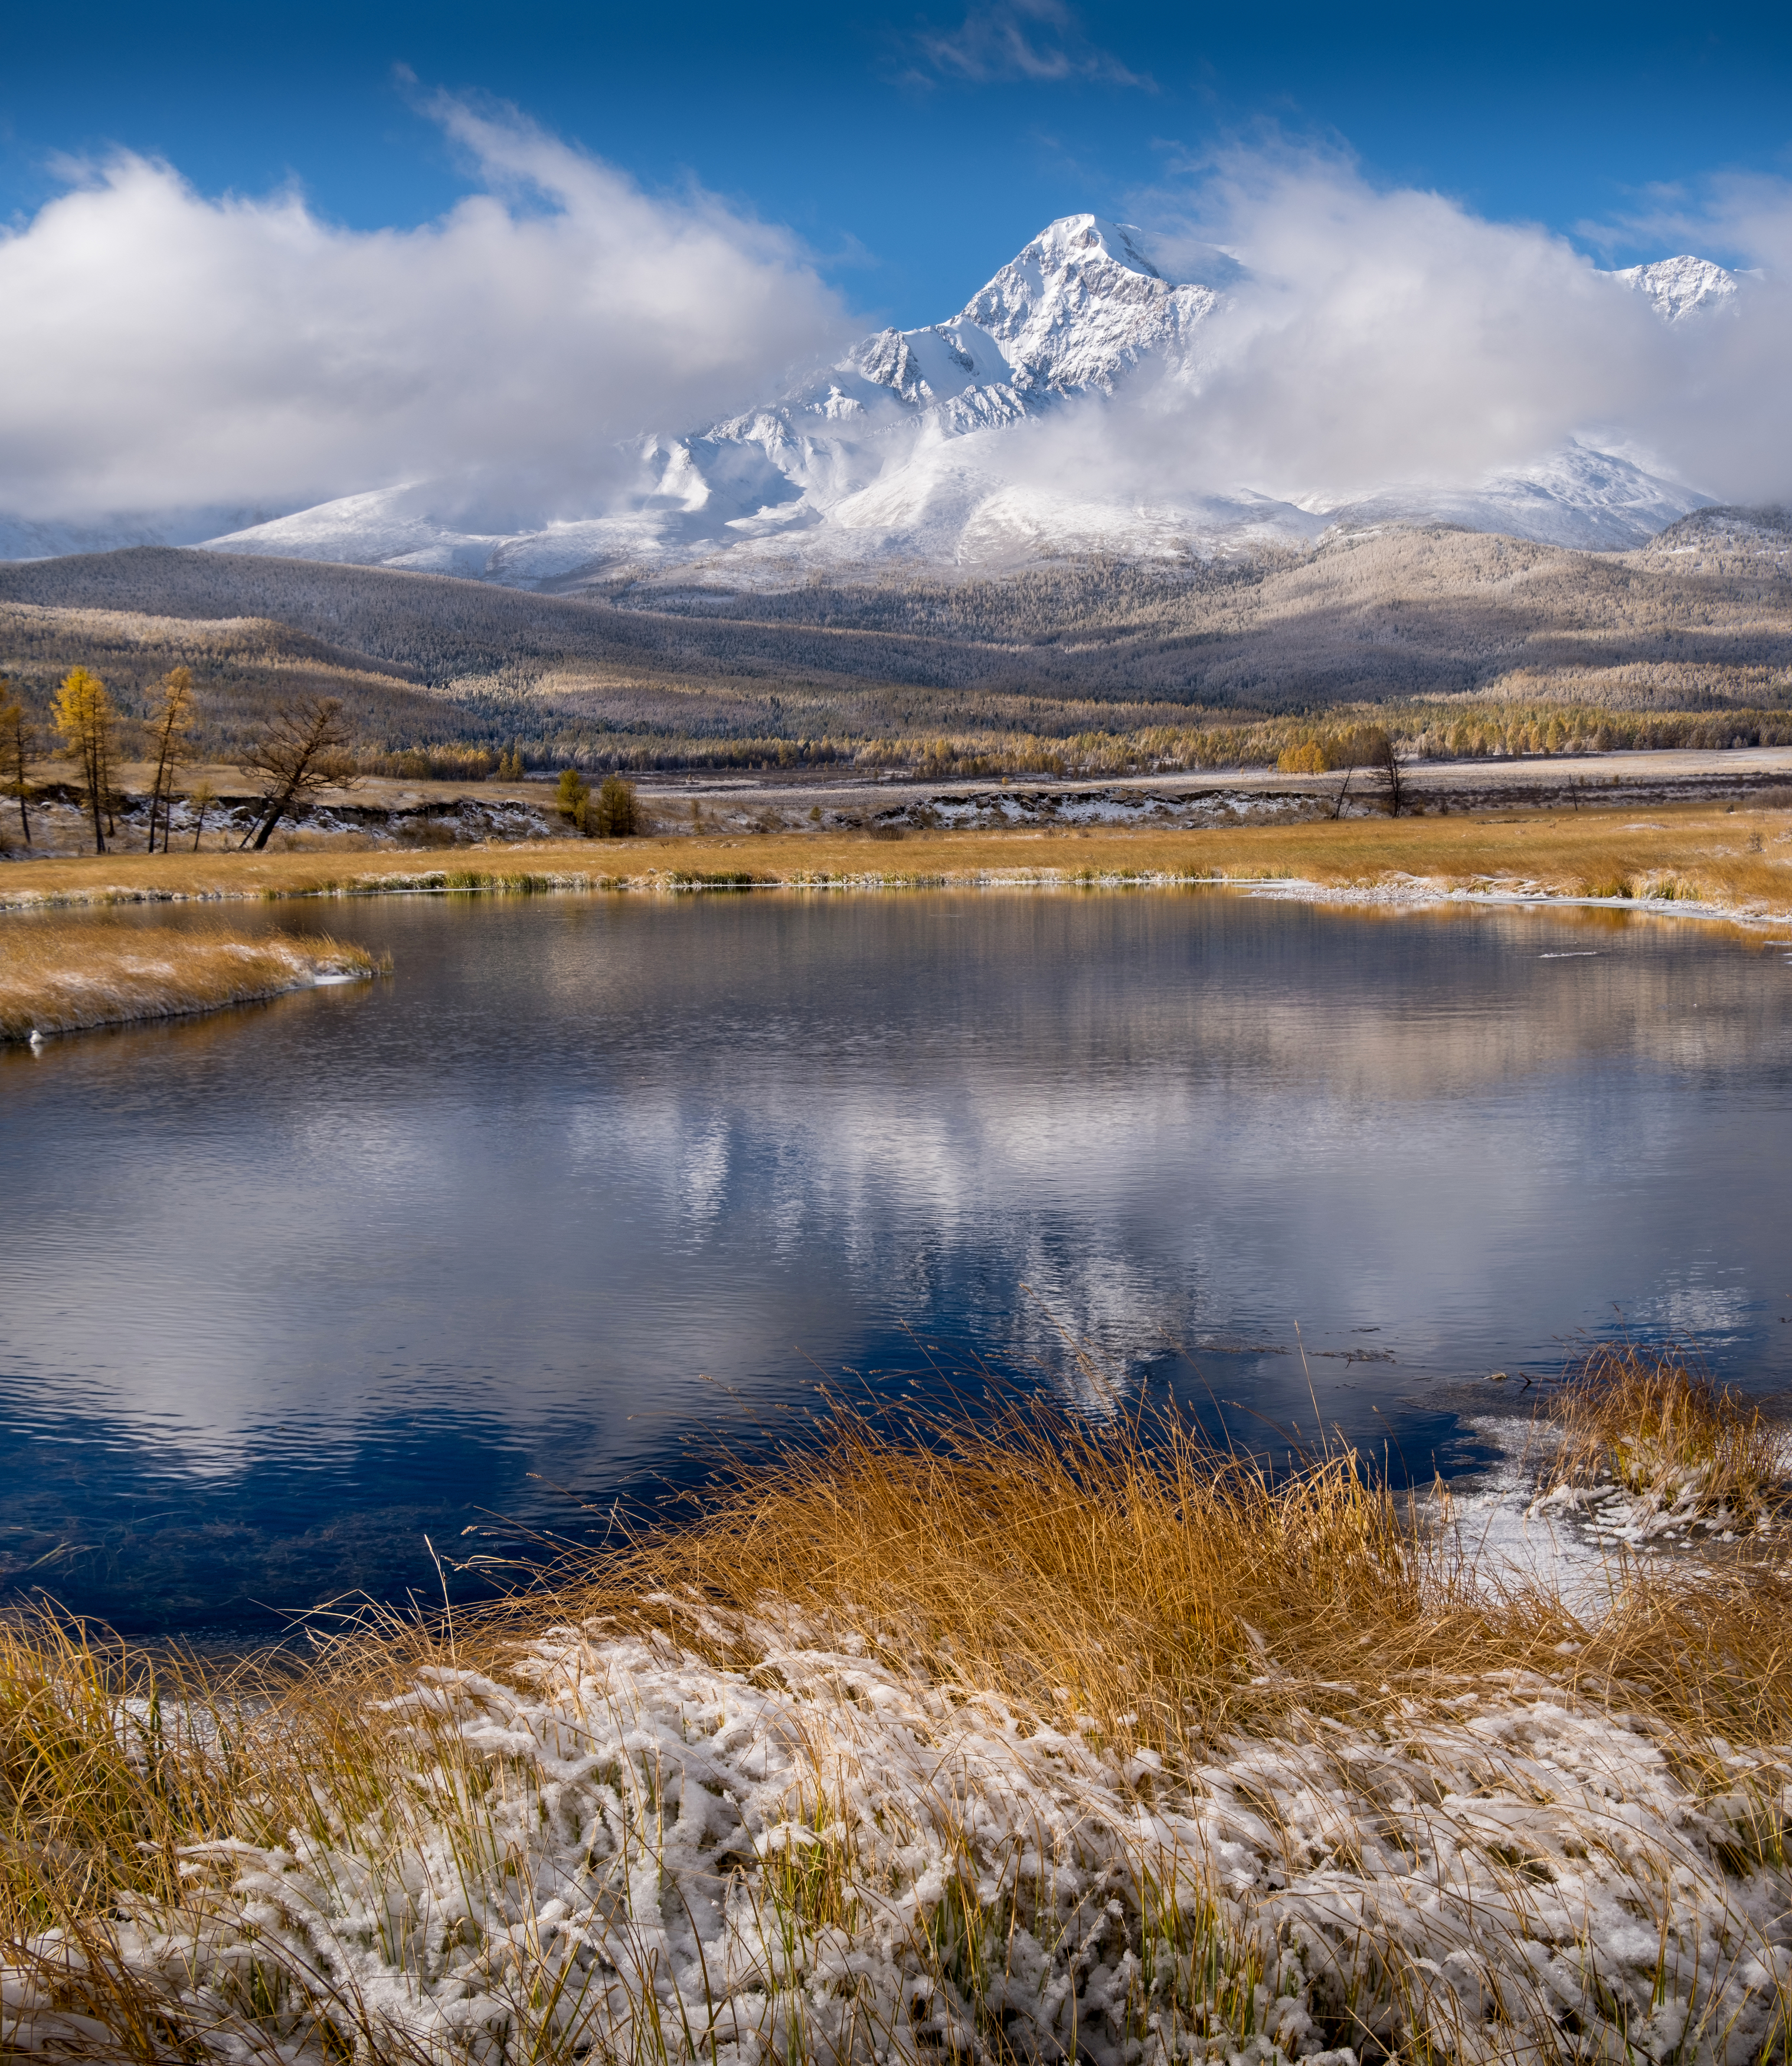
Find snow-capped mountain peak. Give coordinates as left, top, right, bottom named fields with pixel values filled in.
left=712, top=211, right=1235, bottom=437
left=950, top=213, right=1235, bottom=397
left=189, top=217, right=1738, bottom=586
left=1610, top=254, right=1739, bottom=321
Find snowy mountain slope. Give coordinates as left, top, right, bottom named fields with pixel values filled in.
left=930, top=214, right=1238, bottom=397
left=1313, top=443, right=1713, bottom=553
left=185, top=220, right=1739, bottom=583
left=0, top=505, right=270, bottom=562
left=1608, top=254, right=1739, bottom=321
left=1640, top=502, right=1792, bottom=565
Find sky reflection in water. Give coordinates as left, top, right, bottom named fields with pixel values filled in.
left=3, top=888, right=1789, bottom=1634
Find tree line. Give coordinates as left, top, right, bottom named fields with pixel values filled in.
left=0, top=666, right=355, bottom=857
left=0, top=663, right=653, bottom=855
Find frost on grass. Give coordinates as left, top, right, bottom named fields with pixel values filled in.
left=0, top=927, right=376, bottom=1041
left=8, top=1616, right=1792, bottom=2065
left=9, top=1369, right=1792, bottom=2063
left=1456, top=1345, right=1791, bottom=1593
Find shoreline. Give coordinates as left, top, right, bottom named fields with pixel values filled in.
left=4, top=851, right=1788, bottom=931
left=7, top=809, right=1786, bottom=1048
left=1241, top=875, right=1792, bottom=924
left=0, top=927, right=381, bottom=1044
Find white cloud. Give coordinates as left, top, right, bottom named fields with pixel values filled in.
left=992, top=145, right=1792, bottom=512
left=909, top=1, right=1150, bottom=89
left=0, top=95, right=855, bottom=521
left=1577, top=169, right=1792, bottom=276
left=7, top=119, right=1792, bottom=537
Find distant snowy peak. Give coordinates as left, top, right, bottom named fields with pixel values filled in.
left=727, top=213, right=1238, bottom=437
left=1609, top=254, right=1740, bottom=320
left=949, top=214, right=1234, bottom=396
left=1318, top=443, right=1711, bottom=553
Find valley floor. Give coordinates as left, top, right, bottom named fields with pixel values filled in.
left=8, top=746, right=1792, bottom=864
left=4, top=795, right=1792, bottom=930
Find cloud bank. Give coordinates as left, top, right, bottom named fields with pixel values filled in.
left=0, top=96, right=854, bottom=522
left=4, top=119, right=1790, bottom=534
left=1033, top=148, right=1792, bottom=511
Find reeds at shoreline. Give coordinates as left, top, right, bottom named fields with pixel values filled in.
left=5, top=1372, right=1792, bottom=2063
left=0, top=920, right=378, bottom=1042
left=1542, top=1342, right=1786, bottom=1533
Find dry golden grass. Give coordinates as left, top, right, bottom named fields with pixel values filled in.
left=4, top=800, right=1792, bottom=919
left=586, top=1398, right=1474, bottom=1745
left=6, top=1384, right=1792, bottom=2060
left=0, top=918, right=377, bottom=1041
left=1545, top=1342, right=1787, bottom=1528
left=581, top=1388, right=1792, bottom=1750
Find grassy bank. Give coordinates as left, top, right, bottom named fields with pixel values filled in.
left=5, top=1367, right=1792, bottom=2064
left=4, top=799, right=1792, bottom=921
left=0, top=921, right=378, bottom=1042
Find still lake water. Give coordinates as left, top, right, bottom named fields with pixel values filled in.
left=4, top=887, right=1791, bottom=1635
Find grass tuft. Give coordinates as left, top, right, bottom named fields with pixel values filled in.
left=1545, top=1341, right=1787, bottom=1528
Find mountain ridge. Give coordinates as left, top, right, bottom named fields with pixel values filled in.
left=5, top=214, right=1744, bottom=586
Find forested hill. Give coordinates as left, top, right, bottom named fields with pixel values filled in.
left=2, top=523, right=1790, bottom=772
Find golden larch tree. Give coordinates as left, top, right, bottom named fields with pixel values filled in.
left=52, top=667, right=119, bottom=854
left=144, top=666, right=196, bottom=854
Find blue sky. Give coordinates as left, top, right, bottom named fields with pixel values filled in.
left=5, top=0, right=1791, bottom=327
left=5, top=1, right=1792, bottom=524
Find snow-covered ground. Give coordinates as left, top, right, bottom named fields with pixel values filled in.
left=1435, top=1405, right=1783, bottom=1615
left=5, top=1380, right=1791, bottom=2061
left=9, top=1593, right=1791, bottom=2064
left=884, top=788, right=1320, bottom=833
left=5, top=789, right=561, bottom=860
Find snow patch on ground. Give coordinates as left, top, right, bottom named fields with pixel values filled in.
left=1433, top=1398, right=1790, bottom=1618
left=8, top=1614, right=1791, bottom=2064
left=5, top=792, right=561, bottom=861
left=1242, top=877, right=1792, bottom=927
left=882, top=789, right=1319, bottom=833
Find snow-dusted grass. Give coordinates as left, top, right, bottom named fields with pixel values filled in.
left=0, top=919, right=378, bottom=1042
left=8, top=1396, right=1792, bottom=2062
left=1534, top=1344, right=1788, bottom=1548
left=4, top=802, right=1791, bottom=925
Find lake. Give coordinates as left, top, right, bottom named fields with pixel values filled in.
left=4, top=886, right=1790, bottom=1636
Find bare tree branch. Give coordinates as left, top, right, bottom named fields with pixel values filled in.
left=239, top=697, right=356, bottom=851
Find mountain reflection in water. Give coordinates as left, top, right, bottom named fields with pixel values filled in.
left=3, top=888, right=1788, bottom=1635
